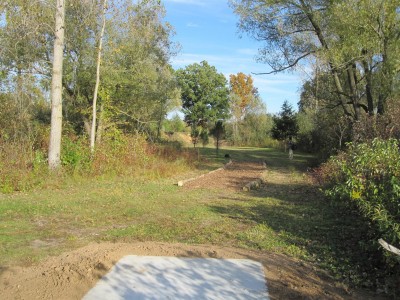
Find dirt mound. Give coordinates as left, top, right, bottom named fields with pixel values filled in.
left=183, top=161, right=265, bottom=191
left=0, top=241, right=378, bottom=300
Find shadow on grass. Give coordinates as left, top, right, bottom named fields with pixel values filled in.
left=208, top=179, right=379, bottom=291
left=197, top=146, right=318, bottom=174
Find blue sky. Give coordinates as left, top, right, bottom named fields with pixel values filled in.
left=163, top=0, right=304, bottom=114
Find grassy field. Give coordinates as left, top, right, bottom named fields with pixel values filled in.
left=0, top=146, right=370, bottom=286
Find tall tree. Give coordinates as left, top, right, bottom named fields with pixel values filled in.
left=0, top=1, right=53, bottom=142
left=176, top=61, right=230, bottom=145
left=229, top=72, right=260, bottom=144
left=230, top=0, right=400, bottom=121
left=48, top=0, right=65, bottom=169
left=90, top=0, right=108, bottom=152
left=97, top=0, right=179, bottom=139
left=229, top=72, right=257, bottom=117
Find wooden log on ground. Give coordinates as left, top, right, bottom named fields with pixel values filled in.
left=379, top=239, right=400, bottom=256
left=177, top=161, right=232, bottom=187
left=243, top=178, right=263, bottom=191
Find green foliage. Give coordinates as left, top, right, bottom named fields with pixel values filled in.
left=61, top=136, right=91, bottom=171
left=1, top=0, right=180, bottom=147
left=225, top=112, right=274, bottom=147
left=163, top=114, right=186, bottom=133
left=227, top=89, right=272, bottom=146
left=324, top=139, right=400, bottom=239
left=176, top=61, right=230, bottom=136
left=319, top=138, right=400, bottom=293
left=0, top=142, right=48, bottom=193
left=297, top=109, right=352, bottom=158
left=231, top=0, right=400, bottom=126
left=271, top=101, right=298, bottom=141
left=0, top=133, right=198, bottom=193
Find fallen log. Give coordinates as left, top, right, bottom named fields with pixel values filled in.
left=243, top=178, right=263, bottom=191
left=378, top=239, right=400, bottom=256
left=177, top=160, right=233, bottom=187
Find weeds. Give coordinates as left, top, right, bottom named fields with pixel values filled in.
left=0, top=134, right=197, bottom=192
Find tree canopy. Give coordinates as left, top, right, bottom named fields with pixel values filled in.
left=176, top=61, right=230, bottom=135
left=230, top=0, right=400, bottom=121
left=0, top=0, right=179, bottom=146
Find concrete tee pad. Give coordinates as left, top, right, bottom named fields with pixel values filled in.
left=83, top=256, right=269, bottom=300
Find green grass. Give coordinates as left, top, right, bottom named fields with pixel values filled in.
left=0, top=146, right=373, bottom=287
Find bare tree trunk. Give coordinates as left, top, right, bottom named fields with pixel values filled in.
left=346, top=65, right=360, bottom=121
left=90, top=0, right=107, bottom=152
left=156, top=99, right=165, bottom=141
left=96, top=102, right=104, bottom=144
left=48, top=0, right=65, bottom=170
left=361, top=59, right=375, bottom=115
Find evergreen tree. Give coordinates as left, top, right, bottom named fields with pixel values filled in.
left=271, top=101, right=298, bottom=141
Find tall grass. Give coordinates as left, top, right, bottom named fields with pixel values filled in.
left=0, top=141, right=48, bottom=193
left=0, top=134, right=197, bottom=193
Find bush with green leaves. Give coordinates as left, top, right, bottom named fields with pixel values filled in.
left=319, top=138, right=400, bottom=290
left=317, top=138, right=400, bottom=294
left=61, top=136, right=91, bottom=172
left=323, top=139, right=400, bottom=243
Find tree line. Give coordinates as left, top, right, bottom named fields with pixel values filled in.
left=1, top=0, right=181, bottom=168
left=0, top=0, right=273, bottom=173
left=230, top=0, right=400, bottom=155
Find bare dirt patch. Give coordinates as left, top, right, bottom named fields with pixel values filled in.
left=0, top=161, right=386, bottom=299
left=0, top=241, right=380, bottom=300
left=183, top=161, right=265, bottom=191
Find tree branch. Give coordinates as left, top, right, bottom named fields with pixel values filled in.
left=116, top=108, right=157, bottom=124
left=252, top=51, right=315, bottom=75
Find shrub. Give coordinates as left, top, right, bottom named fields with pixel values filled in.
left=318, top=138, right=400, bottom=294
left=323, top=139, right=400, bottom=241
left=61, top=136, right=91, bottom=172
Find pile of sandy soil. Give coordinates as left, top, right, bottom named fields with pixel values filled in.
left=1, top=241, right=381, bottom=300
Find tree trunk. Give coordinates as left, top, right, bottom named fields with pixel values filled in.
left=96, top=102, right=104, bottom=145
left=361, top=59, right=375, bottom=115
left=300, top=1, right=352, bottom=119
left=346, top=65, right=360, bottom=121
left=48, top=0, right=65, bottom=170
left=377, top=38, right=391, bottom=115
left=156, top=98, right=166, bottom=141
left=90, top=0, right=107, bottom=152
